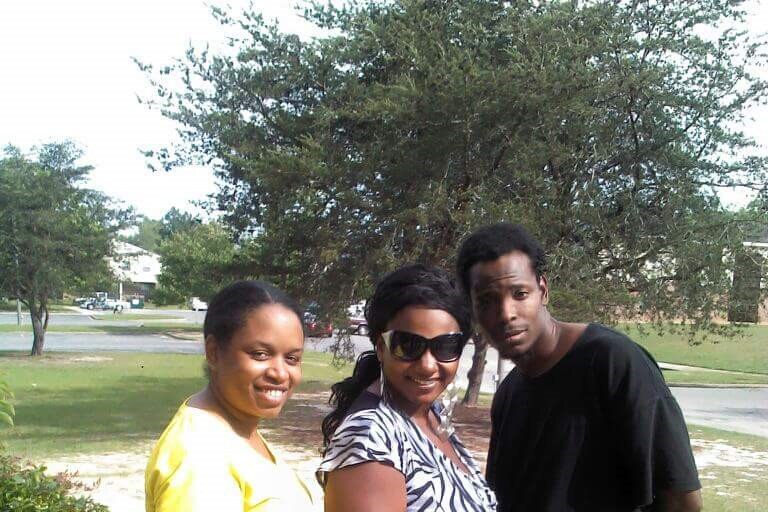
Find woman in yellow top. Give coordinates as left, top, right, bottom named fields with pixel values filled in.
left=145, top=280, right=315, bottom=511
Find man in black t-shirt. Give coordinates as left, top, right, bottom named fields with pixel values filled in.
left=456, top=223, right=702, bottom=512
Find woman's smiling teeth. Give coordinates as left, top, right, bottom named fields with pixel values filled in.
left=257, top=388, right=286, bottom=401
left=408, top=376, right=438, bottom=386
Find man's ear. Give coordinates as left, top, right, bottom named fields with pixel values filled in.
left=539, top=274, right=549, bottom=306
left=204, top=335, right=219, bottom=371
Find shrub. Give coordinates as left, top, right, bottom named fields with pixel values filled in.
left=0, top=454, right=109, bottom=511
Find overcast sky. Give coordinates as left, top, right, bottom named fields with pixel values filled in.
left=1, top=1, right=766, bottom=219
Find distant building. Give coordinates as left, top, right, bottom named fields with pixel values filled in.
left=109, top=241, right=161, bottom=299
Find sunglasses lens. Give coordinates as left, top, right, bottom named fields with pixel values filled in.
left=433, top=334, right=464, bottom=361
left=390, top=332, right=425, bottom=361
left=387, top=331, right=465, bottom=362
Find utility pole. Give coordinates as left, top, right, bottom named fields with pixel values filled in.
left=16, top=297, right=21, bottom=325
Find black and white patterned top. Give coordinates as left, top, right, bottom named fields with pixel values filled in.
left=317, top=395, right=497, bottom=511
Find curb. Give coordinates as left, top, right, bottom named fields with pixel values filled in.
left=163, top=331, right=202, bottom=342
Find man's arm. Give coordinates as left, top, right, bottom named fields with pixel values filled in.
left=647, top=488, right=702, bottom=512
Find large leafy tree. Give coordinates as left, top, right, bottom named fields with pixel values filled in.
left=155, top=221, right=238, bottom=304
left=0, top=143, right=128, bottom=355
left=141, top=0, right=768, bottom=402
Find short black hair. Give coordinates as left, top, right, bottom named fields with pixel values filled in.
left=203, top=280, right=304, bottom=346
left=456, top=223, right=546, bottom=297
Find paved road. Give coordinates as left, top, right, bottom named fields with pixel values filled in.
left=2, top=331, right=766, bottom=437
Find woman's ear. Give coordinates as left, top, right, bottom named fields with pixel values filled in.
left=374, top=335, right=385, bottom=362
left=204, top=334, right=219, bottom=372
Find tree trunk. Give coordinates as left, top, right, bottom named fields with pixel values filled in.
left=462, top=332, right=488, bottom=406
left=29, top=307, right=46, bottom=356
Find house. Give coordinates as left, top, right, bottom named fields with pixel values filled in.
left=109, top=241, right=162, bottom=300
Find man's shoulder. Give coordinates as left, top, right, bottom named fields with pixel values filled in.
left=577, top=323, right=656, bottom=363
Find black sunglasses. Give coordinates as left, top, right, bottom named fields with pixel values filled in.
left=381, top=330, right=467, bottom=362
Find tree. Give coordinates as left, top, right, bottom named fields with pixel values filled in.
left=0, top=143, right=128, bottom=355
left=155, top=221, right=238, bottom=304
left=159, top=207, right=201, bottom=240
left=121, top=216, right=162, bottom=252
left=141, top=0, right=768, bottom=403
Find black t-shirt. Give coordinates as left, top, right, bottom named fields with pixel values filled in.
left=487, top=323, right=700, bottom=512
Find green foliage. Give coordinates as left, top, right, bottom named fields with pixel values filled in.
left=120, top=216, right=162, bottom=252
left=155, top=222, right=238, bottom=304
left=0, top=142, right=131, bottom=354
left=0, top=453, right=109, bottom=511
left=158, top=207, right=200, bottom=240
left=140, top=0, right=767, bottom=331
left=0, top=376, right=13, bottom=428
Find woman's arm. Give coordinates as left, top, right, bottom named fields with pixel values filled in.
left=324, top=461, right=407, bottom=512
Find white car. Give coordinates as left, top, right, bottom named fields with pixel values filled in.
left=103, top=298, right=132, bottom=312
left=188, top=297, right=208, bottom=311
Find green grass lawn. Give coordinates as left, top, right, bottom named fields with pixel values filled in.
left=687, top=425, right=768, bottom=512
left=662, top=369, right=768, bottom=386
left=0, top=351, right=350, bottom=458
left=619, top=324, right=768, bottom=374
left=2, top=351, right=766, bottom=510
left=0, top=303, right=76, bottom=313
left=0, top=323, right=202, bottom=335
left=90, top=314, right=181, bottom=321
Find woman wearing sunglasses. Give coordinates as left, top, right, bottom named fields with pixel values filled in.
left=318, top=264, right=496, bottom=511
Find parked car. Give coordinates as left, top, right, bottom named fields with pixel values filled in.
left=303, top=303, right=333, bottom=338
left=81, top=297, right=130, bottom=311
left=347, top=301, right=368, bottom=335
left=188, top=297, right=208, bottom=311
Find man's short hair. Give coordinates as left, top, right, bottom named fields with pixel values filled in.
left=456, top=223, right=546, bottom=297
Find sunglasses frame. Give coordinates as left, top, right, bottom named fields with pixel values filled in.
left=381, top=330, right=468, bottom=363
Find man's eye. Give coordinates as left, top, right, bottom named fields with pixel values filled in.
left=514, top=290, right=529, bottom=299
left=286, top=354, right=302, bottom=365
left=251, top=351, right=269, bottom=360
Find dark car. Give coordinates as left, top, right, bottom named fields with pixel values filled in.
left=303, top=303, right=333, bottom=338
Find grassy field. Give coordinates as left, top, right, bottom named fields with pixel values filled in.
left=1, top=351, right=766, bottom=511
left=619, top=324, right=768, bottom=375
left=662, top=369, right=768, bottom=386
left=0, top=351, right=349, bottom=458
left=0, top=323, right=202, bottom=335
left=90, top=314, right=182, bottom=321
left=689, top=425, right=768, bottom=512
left=0, top=303, right=76, bottom=313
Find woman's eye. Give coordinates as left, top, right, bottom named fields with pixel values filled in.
left=286, top=355, right=302, bottom=365
left=251, top=351, right=269, bottom=360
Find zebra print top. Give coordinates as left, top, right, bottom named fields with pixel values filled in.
left=317, top=396, right=497, bottom=511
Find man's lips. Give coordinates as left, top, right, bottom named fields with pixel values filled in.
left=503, top=328, right=527, bottom=341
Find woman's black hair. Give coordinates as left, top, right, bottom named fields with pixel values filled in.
left=321, top=264, right=471, bottom=446
left=203, top=280, right=304, bottom=349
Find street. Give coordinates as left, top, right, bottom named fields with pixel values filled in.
left=2, top=328, right=766, bottom=438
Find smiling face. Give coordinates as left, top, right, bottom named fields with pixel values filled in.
left=469, top=250, right=549, bottom=362
left=206, top=303, right=304, bottom=421
left=376, top=306, right=461, bottom=414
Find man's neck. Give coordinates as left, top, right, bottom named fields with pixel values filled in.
left=516, top=318, right=586, bottom=378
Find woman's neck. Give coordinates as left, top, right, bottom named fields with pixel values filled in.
left=200, top=384, right=261, bottom=440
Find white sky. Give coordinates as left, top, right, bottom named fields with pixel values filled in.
left=0, top=1, right=766, bottom=219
